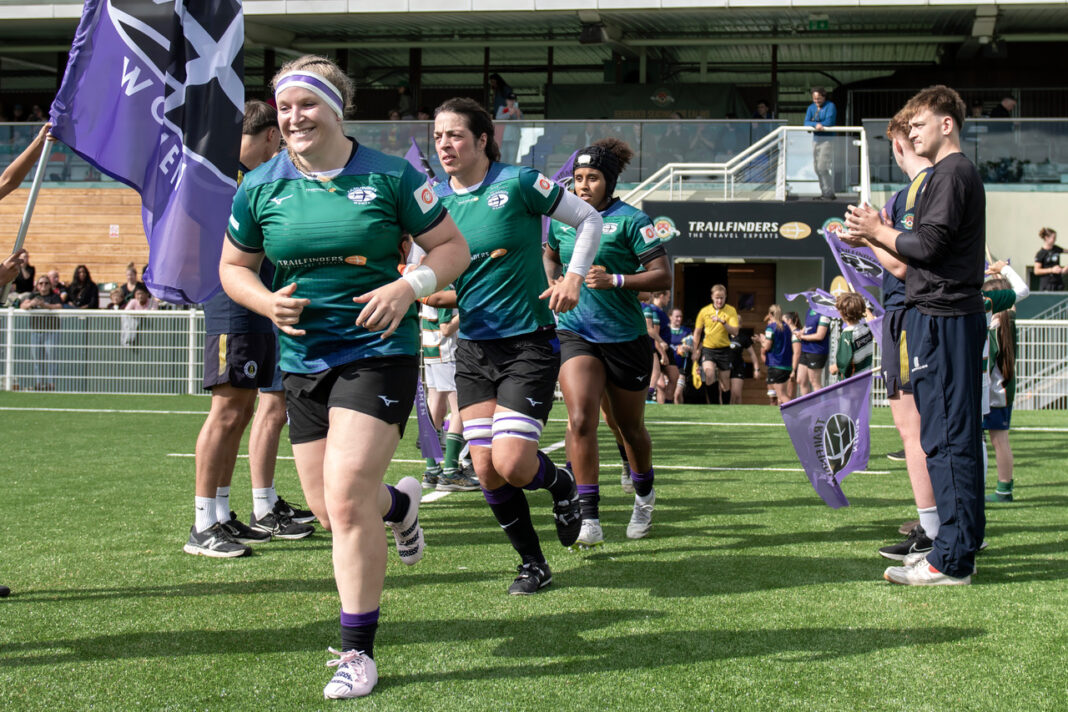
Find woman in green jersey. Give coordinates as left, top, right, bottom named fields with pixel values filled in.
left=219, top=55, right=469, bottom=699
left=432, top=97, right=602, bottom=595
left=545, top=138, right=672, bottom=548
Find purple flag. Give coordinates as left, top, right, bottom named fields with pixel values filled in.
left=780, top=370, right=873, bottom=508
left=785, top=289, right=840, bottom=319
left=49, top=0, right=244, bottom=304
left=405, top=137, right=439, bottom=186
left=822, top=225, right=884, bottom=290
left=415, top=376, right=443, bottom=462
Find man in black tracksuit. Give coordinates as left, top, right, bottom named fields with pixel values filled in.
left=845, top=85, right=985, bottom=585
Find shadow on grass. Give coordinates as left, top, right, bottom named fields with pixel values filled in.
left=0, top=607, right=984, bottom=674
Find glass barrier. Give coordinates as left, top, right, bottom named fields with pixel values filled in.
left=0, top=123, right=107, bottom=182
left=864, top=118, right=1068, bottom=185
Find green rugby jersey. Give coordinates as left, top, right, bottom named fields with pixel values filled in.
left=547, top=198, right=663, bottom=343
left=435, top=163, right=562, bottom=341
left=227, top=141, right=446, bottom=373
left=421, top=287, right=456, bottom=363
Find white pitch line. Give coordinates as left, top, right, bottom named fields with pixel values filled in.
left=11, top=406, right=1068, bottom=433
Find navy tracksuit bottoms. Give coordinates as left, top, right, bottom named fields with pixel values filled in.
left=904, top=308, right=987, bottom=578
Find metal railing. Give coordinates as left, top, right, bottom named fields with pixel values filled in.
left=621, top=125, right=871, bottom=206
left=2, top=310, right=1066, bottom=409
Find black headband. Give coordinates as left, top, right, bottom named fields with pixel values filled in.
left=574, top=145, right=622, bottom=194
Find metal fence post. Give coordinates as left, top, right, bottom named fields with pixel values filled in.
left=4, top=308, right=13, bottom=391
left=187, top=309, right=197, bottom=395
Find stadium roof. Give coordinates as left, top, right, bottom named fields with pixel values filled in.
left=2, top=1, right=1068, bottom=102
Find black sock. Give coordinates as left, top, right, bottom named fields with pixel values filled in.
left=483, top=484, right=544, bottom=565
left=383, top=485, right=410, bottom=523
left=537, top=451, right=574, bottom=501
left=578, top=484, right=600, bottom=520
left=340, top=609, right=379, bottom=659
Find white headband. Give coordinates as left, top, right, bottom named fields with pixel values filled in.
left=274, top=71, right=345, bottom=119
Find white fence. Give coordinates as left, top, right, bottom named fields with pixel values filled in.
left=1, top=309, right=1066, bottom=409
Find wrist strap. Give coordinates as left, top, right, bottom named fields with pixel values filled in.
left=401, top=264, right=438, bottom=299
left=612, top=273, right=624, bottom=288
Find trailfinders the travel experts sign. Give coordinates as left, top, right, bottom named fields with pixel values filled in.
left=642, top=200, right=852, bottom=278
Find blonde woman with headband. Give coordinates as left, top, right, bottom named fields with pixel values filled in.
left=219, top=55, right=469, bottom=699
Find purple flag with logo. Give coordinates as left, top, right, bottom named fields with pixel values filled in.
left=780, top=369, right=873, bottom=508
left=405, top=137, right=439, bottom=186
left=785, top=289, right=840, bottom=320
left=415, top=376, right=443, bottom=462
left=822, top=223, right=884, bottom=290
left=49, top=0, right=244, bottom=304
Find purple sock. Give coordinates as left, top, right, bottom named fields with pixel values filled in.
left=631, top=467, right=654, bottom=498
left=482, top=482, right=519, bottom=505
left=340, top=608, right=380, bottom=628
left=383, top=484, right=410, bottom=523
left=522, top=451, right=553, bottom=491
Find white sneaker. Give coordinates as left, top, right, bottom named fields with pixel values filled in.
left=571, top=519, right=604, bottom=550
left=626, top=490, right=655, bottom=539
left=324, top=647, right=378, bottom=699
left=883, top=556, right=971, bottom=586
left=904, top=548, right=982, bottom=571
left=389, top=476, right=425, bottom=565
left=620, top=465, right=634, bottom=495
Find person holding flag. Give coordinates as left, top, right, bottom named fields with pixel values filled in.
left=544, top=137, right=671, bottom=549
left=219, top=55, right=470, bottom=698
left=845, top=85, right=987, bottom=586
left=432, top=97, right=601, bottom=595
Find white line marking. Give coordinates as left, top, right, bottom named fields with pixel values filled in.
left=12, top=406, right=1067, bottom=433
left=420, top=490, right=453, bottom=503
left=543, top=439, right=565, bottom=453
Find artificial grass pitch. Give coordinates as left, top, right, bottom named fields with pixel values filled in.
left=1, top=392, right=1066, bottom=711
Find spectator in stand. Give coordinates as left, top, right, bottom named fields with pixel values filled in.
left=969, top=100, right=985, bottom=119
left=12, top=249, right=35, bottom=295
left=752, top=99, right=774, bottom=120
left=105, top=287, right=124, bottom=309
left=488, top=73, right=512, bottom=117
left=21, top=275, right=63, bottom=390
left=805, top=87, right=837, bottom=200
left=417, top=107, right=432, bottom=121
left=394, top=83, right=413, bottom=119
left=1034, top=227, right=1064, bottom=291
left=124, top=283, right=157, bottom=310
left=495, top=93, right=522, bottom=163
left=829, top=292, right=874, bottom=378
left=46, top=269, right=68, bottom=303
left=119, top=263, right=140, bottom=303
left=988, top=96, right=1016, bottom=119
left=794, top=301, right=831, bottom=394
left=66, top=265, right=99, bottom=309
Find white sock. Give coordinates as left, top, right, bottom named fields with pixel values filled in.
left=266, top=483, right=279, bottom=509
left=215, top=486, right=232, bottom=524
left=195, top=496, right=217, bottom=533
left=253, top=487, right=274, bottom=519
left=918, top=505, right=939, bottom=539
left=982, top=436, right=989, bottom=486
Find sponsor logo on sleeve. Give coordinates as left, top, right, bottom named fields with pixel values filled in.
left=415, top=182, right=439, bottom=214
left=640, top=224, right=657, bottom=244
left=533, top=173, right=554, bottom=198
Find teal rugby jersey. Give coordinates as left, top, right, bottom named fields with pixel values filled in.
left=435, top=163, right=562, bottom=341
left=227, top=142, right=446, bottom=373
left=547, top=198, right=662, bottom=343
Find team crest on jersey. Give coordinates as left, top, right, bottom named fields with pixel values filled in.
left=533, top=173, right=554, bottom=198
left=602, top=222, right=619, bottom=234
left=347, top=187, right=377, bottom=205
left=652, top=216, right=680, bottom=242
left=640, top=224, right=657, bottom=244
left=414, top=182, right=438, bottom=214
left=490, top=249, right=508, bottom=258
left=344, top=255, right=367, bottom=266
left=902, top=213, right=915, bottom=230
left=487, top=190, right=510, bottom=209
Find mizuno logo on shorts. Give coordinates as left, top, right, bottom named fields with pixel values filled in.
left=378, top=395, right=399, bottom=406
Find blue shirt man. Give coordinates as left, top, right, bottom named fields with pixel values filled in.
left=804, top=87, right=837, bottom=199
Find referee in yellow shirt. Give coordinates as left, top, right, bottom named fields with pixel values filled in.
left=691, top=284, right=740, bottom=402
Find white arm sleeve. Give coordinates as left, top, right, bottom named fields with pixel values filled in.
left=549, top=190, right=602, bottom=277
left=1002, top=263, right=1030, bottom=302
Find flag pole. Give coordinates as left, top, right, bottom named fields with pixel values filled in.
left=12, top=139, right=54, bottom=253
